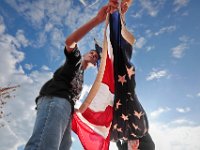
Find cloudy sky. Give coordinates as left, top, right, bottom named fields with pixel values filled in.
left=0, top=0, right=200, bottom=150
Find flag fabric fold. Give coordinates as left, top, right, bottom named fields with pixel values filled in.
left=72, top=40, right=115, bottom=149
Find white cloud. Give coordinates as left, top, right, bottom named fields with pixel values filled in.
left=173, top=0, right=190, bottom=12
left=71, top=136, right=76, bottom=142
left=145, top=29, right=154, bottom=38
left=0, top=70, right=53, bottom=150
left=0, top=24, right=5, bottom=34
left=171, top=43, right=188, bottom=58
left=0, top=15, right=53, bottom=150
left=24, top=64, right=34, bottom=70
left=176, top=107, right=190, bottom=113
left=145, top=25, right=176, bottom=38
left=135, top=37, right=146, bottom=49
left=154, top=25, right=176, bottom=36
left=0, top=29, right=25, bottom=84
left=6, top=0, right=49, bottom=26
left=0, top=69, right=53, bottom=150
left=41, top=65, right=50, bottom=71
left=131, top=9, right=144, bottom=18
left=186, top=92, right=200, bottom=99
left=34, top=31, right=47, bottom=48
left=146, top=69, right=168, bottom=81
left=150, top=122, right=200, bottom=150
left=0, top=122, right=24, bottom=150
left=186, top=94, right=194, bottom=98
left=10, top=1, right=43, bottom=25
left=169, top=119, right=195, bottom=126
left=16, top=30, right=30, bottom=47
left=4, top=0, right=105, bottom=62
left=146, top=45, right=155, bottom=52
left=150, top=107, right=171, bottom=118
left=171, top=35, right=193, bottom=59
left=79, top=84, right=92, bottom=102
left=197, top=92, right=200, bottom=97
left=181, top=11, right=189, bottom=16
left=44, top=22, right=54, bottom=32
left=0, top=16, right=6, bottom=34
left=50, top=27, right=64, bottom=50
left=5, top=0, right=72, bottom=52
left=179, top=35, right=190, bottom=42
left=139, top=0, right=165, bottom=17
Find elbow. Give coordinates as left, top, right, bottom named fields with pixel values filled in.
left=65, top=38, right=76, bottom=48
left=65, top=38, right=77, bottom=52
left=65, top=38, right=71, bottom=47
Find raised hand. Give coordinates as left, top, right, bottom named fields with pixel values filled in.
left=96, top=1, right=119, bottom=23
left=121, top=0, right=133, bottom=14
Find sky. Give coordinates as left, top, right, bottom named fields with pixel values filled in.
left=0, top=0, right=200, bottom=150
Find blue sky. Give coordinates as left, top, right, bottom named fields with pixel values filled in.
left=0, top=0, right=200, bottom=150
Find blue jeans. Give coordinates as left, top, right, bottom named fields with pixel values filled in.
left=25, top=96, right=72, bottom=150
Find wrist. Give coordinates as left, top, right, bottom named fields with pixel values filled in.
left=94, top=15, right=105, bottom=24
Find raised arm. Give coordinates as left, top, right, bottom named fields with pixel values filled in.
left=65, top=2, right=118, bottom=52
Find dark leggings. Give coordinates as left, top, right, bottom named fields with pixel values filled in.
left=116, top=133, right=155, bottom=150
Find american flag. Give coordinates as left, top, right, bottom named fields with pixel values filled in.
left=72, top=11, right=148, bottom=150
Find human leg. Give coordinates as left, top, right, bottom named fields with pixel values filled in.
left=59, top=118, right=72, bottom=150
left=24, top=96, right=72, bottom=150
left=138, top=133, right=155, bottom=150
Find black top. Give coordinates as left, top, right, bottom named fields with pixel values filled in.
left=36, top=46, right=84, bottom=109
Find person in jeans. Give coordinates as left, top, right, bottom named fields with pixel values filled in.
left=24, top=2, right=118, bottom=150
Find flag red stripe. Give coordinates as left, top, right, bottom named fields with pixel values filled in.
left=72, top=113, right=110, bottom=150
left=102, top=52, right=114, bottom=93
left=82, top=105, right=113, bottom=127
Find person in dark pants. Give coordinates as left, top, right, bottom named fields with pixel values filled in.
left=138, top=133, right=155, bottom=150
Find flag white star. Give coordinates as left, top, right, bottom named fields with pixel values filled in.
left=132, top=123, right=141, bottom=130
left=116, top=99, right=122, bottom=109
left=126, top=65, right=135, bottom=79
left=134, top=110, right=144, bottom=119
left=118, top=74, right=127, bottom=86
left=121, top=113, right=129, bottom=121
